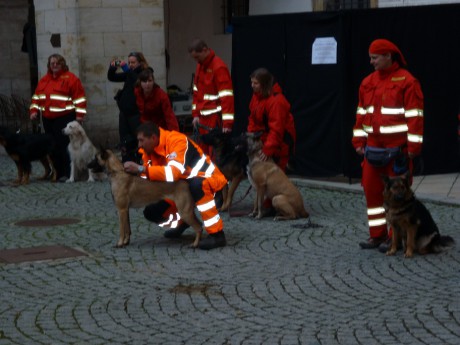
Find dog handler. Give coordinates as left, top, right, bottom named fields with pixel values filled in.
left=352, top=39, right=424, bottom=251
left=29, top=54, right=87, bottom=181
left=123, top=122, right=228, bottom=250
left=189, top=38, right=234, bottom=156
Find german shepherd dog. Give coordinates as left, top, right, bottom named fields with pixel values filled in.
left=246, top=132, right=309, bottom=220
left=88, top=149, right=203, bottom=248
left=383, top=173, right=455, bottom=258
left=0, top=126, right=56, bottom=185
left=201, top=129, right=248, bottom=211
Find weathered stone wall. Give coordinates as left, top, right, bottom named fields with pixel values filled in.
left=0, top=0, right=31, bottom=99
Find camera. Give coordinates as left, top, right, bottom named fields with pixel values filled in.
left=114, top=59, right=122, bottom=67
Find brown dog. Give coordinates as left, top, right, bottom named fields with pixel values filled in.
left=246, top=132, right=309, bottom=220
left=383, top=173, right=455, bottom=258
left=88, top=149, right=203, bottom=248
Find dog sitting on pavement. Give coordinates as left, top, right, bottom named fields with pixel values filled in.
left=383, top=173, right=455, bottom=258
left=62, top=120, right=105, bottom=183
left=201, top=129, right=248, bottom=211
left=88, top=149, right=203, bottom=248
left=0, top=126, right=56, bottom=185
left=246, top=132, right=309, bottom=220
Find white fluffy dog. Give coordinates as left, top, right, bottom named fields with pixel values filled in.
left=62, top=121, right=105, bottom=183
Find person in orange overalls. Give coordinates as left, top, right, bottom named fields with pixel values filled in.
left=188, top=39, right=234, bottom=156
left=352, top=39, right=424, bottom=251
left=29, top=54, right=87, bottom=181
left=123, top=122, right=228, bottom=250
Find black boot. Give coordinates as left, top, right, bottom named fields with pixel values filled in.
left=198, top=231, right=226, bottom=250
left=164, top=223, right=189, bottom=238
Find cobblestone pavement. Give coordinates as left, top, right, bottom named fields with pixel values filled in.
left=0, top=155, right=459, bottom=345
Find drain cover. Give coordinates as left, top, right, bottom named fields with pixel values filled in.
left=15, top=218, right=80, bottom=227
left=0, top=245, right=87, bottom=264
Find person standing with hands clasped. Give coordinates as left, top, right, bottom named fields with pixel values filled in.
left=123, top=122, right=228, bottom=250
left=352, top=39, right=424, bottom=252
left=107, top=51, right=149, bottom=162
left=188, top=39, right=234, bottom=156
left=29, top=54, right=87, bottom=182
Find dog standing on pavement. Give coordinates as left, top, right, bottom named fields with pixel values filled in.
left=62, top=120, right=105, bottom=183
left=201, top=129, right=248, bottom=211
left=0, top=126, right=56, bottom=185
left=246, top=132, right=309, bottom=220
left=383, top=173, right=455, bottom=258
left=88, top=149, right=203, bottom=248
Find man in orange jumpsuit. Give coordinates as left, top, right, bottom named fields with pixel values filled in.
left=123, top=122, right=228, bottom=250
left=352, top=39, right=424, bottom=251
left=188, top=39, right=234, bottom=156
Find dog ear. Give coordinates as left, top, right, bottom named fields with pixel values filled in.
left=100, top=148, right=109, bottom=160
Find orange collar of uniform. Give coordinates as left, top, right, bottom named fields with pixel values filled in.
left=377, top=61, right=400, bottom=78
left=153, top=127, right=169, bottom=157
left=200, top=49, right=215, bottom=69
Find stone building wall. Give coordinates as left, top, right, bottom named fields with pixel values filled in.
left=0, top=0, right=31, bottom=99
left=34, top=0, right=166, bottom=146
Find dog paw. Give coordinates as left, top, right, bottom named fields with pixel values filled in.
left=65, top=178, right=74, bottom=183
left=385, top=250, right=396, bottom=256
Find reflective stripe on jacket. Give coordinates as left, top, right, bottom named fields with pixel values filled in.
left=139, top=128, right=227, bottom=191
left=30, top=70, right=87, bottom=120
left=352, top=62, right=424, bottom=155
left=192, top=49, right=234, bottom=130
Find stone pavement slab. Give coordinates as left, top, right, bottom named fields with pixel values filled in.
left=0, top=155, right=459, bottom=344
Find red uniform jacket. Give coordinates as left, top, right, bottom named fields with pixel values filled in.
left=247, top=83, right=296, bottom=160
left=352, top=62, right=424, bottom=155
left=192, top=49, right=234, bottom=130
left=30, top=70, right=87, bottom=121
left=134, top=85, right=179, bottom=131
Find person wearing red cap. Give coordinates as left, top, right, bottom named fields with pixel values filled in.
left=352, top=39, right=424, bottom=252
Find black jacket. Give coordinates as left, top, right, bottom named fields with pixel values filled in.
left=107, top=65, right=142, bottom=116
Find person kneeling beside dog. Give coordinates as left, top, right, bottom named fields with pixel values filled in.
left=123, top=122, right=227, bottom=250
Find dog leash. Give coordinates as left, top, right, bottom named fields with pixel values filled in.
left=228, top=184, right=252, bottom=217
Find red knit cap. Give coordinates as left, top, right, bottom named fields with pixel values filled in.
left=369, top=39, right=407, bottom=66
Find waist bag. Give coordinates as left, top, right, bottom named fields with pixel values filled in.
left=365, top=146, right=401, bottom=167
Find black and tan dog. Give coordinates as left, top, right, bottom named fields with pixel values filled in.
left=0, top=126, right=56, bottom=185
left=246, top=132, right=309, bottom=220
left=383, top=173, right=455, bottom=258
left=88, top=149, right=203, bottom=248
left=201, top=129, right=248, bottom=211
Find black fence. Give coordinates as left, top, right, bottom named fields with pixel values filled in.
left=231, top=4, right=460, bottom=177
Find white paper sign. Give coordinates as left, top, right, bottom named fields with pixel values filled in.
left=312, top=37, right=337, bottom=65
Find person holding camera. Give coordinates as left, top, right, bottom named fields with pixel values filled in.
left=107, top=52, right=150, bottom=162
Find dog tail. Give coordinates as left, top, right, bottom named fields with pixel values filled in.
left=429, top=234, right=455, bottom=253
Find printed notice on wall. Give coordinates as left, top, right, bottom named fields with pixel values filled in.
left=312, top=37, right=337, bottom=65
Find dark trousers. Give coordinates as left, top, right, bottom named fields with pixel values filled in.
left=42, top=112, right=76, bottom=179
left=118, top=111, right=140, bottom=162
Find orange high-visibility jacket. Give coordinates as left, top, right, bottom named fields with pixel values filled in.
left=139, top=128, right=227, bottom=191
left=192, top=49, right=234, bottom=130
left=352, top=62, right=424, bottom=155
left=30, top=70, right=87, bottom=121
